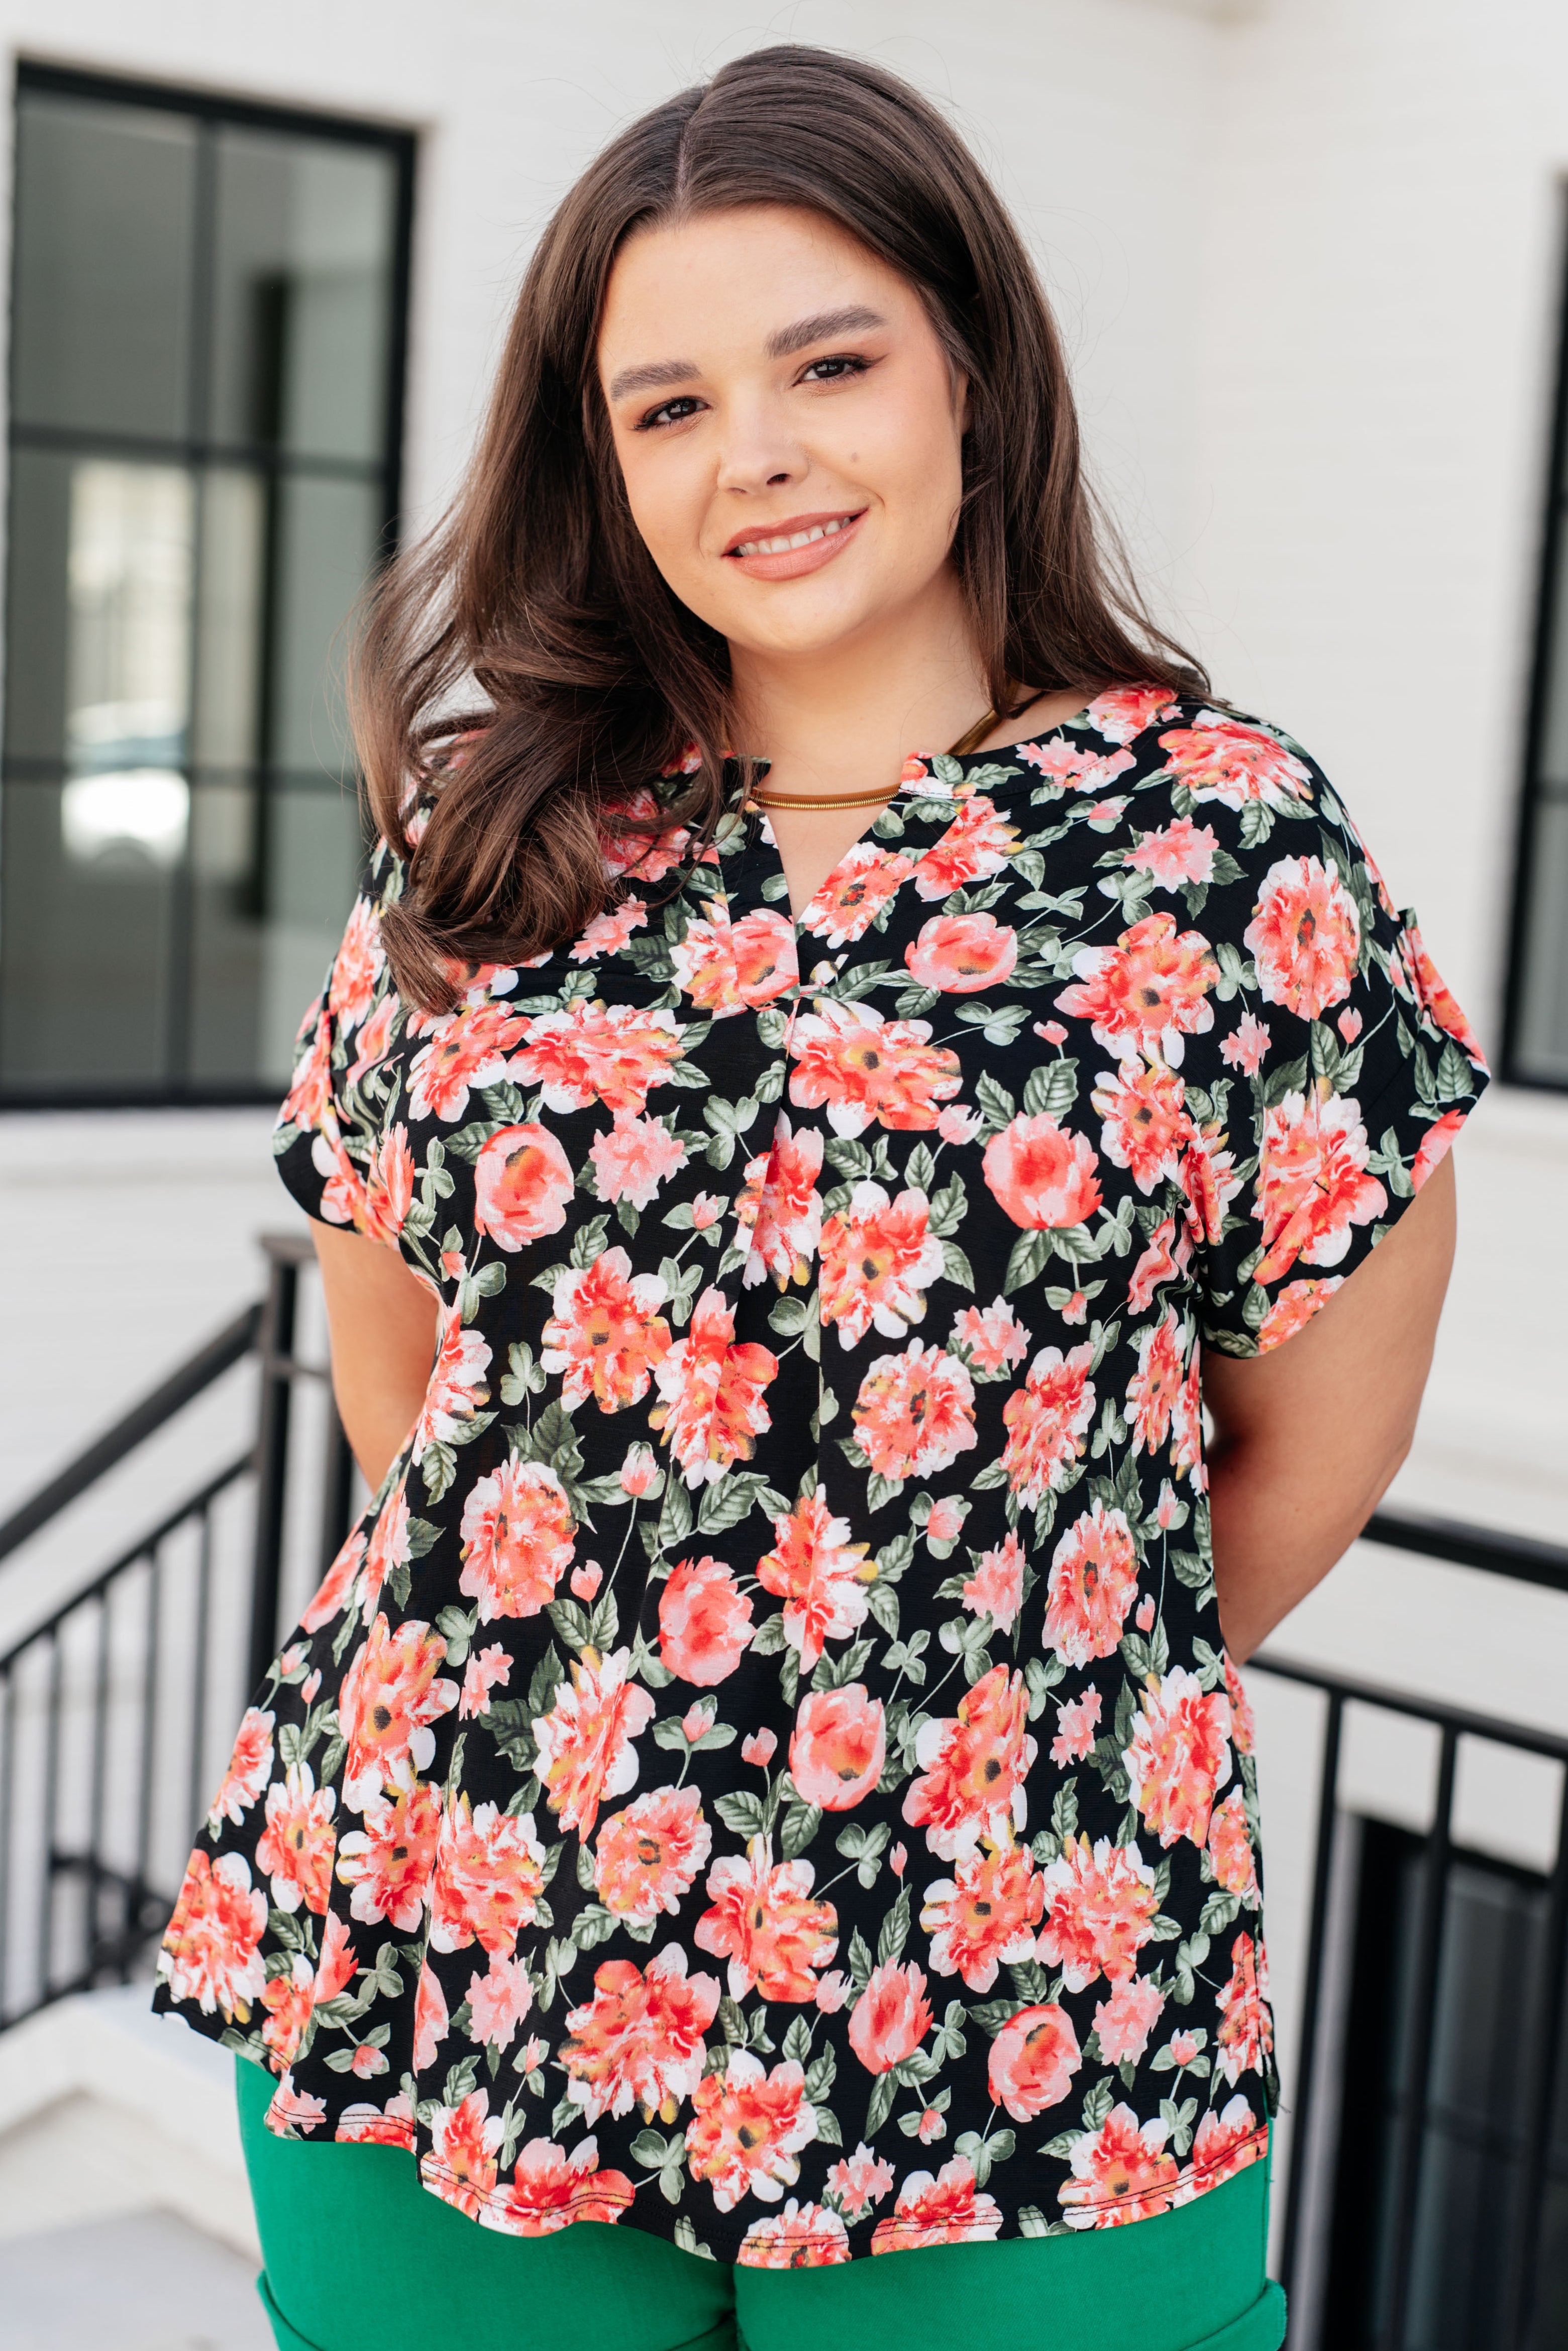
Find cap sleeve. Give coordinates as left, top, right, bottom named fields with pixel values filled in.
left=272, top=833, right=407, bottom=1233
left=1178, top=743, right=1489, bottom=1356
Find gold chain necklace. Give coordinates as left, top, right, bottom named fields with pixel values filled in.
left=746, top=683, right=1022, bottom=814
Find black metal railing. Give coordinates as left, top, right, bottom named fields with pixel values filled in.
left=0, top=1232, right=352, bottom=2028
left=1257, top=1513, right=1568, bottom=2351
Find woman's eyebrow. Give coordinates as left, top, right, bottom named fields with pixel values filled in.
left=607, top=356, right=700, bottom=403
left=766, top=304, right=886, bottom=358
left=606, top=306, right=888, bottom=403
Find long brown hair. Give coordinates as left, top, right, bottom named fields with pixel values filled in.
left=358, top=43, right=1207, bottom=1012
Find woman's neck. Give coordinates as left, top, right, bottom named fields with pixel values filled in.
left=726, top=565, right=991, bottom=796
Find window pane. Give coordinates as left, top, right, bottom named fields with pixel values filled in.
left=256, top=781, right=367, bottom=1082
left=12, top=93, right=195, bottom=440
left=0, top=775, right=175, bottom=1092
left=210, top=132, right=398, bottom=463
left=193, top=467, right=266, bottom=769
left=268, top=475, right=383, bottom=777
left=1512, top=793, right=1568, bottom=1082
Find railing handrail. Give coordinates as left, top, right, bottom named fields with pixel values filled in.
left=0, top=1301, right=262, bottom=1565
left=1249, top=1647, right=1568, bottom=1761
left=1362, top=1505, right=1568, bottom=1593
left=0, top=1451, right=256, bottom=1676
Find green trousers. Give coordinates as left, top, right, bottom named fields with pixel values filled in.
left=236, top=2059, right=1286, bottom=2351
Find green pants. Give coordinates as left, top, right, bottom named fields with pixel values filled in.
left=236, top=2060, right=1285, bottom=2351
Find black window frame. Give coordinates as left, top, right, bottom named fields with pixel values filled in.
left=0, top=58, right=415, bottom=1109
left=1504, top=189, right=1568, bottom=1093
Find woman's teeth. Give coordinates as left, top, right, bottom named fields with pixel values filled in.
left=734, top=515, right=857, bottom=557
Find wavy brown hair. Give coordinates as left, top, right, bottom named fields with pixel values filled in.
left=358, top=42, right=1206, bottom=1012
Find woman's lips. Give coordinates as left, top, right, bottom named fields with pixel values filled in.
left=722, top=508, right=868, bottom=582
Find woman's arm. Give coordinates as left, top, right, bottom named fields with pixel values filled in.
left=1202, top=1154, right=1457, bottom=1662
left=312, top=1222, right=441, bottom=1491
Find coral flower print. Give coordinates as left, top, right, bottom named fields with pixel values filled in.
left=1043, top=1504, right=1140, bottom=1667
left=988, top=2001, right=1082, bottom=2121
left=429, top=1792, right=547, bottom=1956
left=561, top=1949, right=720, bottom=2124
left=1094, top=1974, right=1165, bottom=2067
left=848, top=1960, right=933, bottom=2074
left=255, top=1764, right=337, bottom=1914
left=473, top=1123, right=574, bottom=1250
left=459, top=1457, right=575, bottom=1621
left=594, top=1787, right=712, bottom=1925
left=952, top=1297, right=1029, bottom=1376
left=542, top=1251, right=672, bottom=1415
left=650, top=1288, right=777, bottom=1487
left=158, top=685, right=1488, bottom=2257
left=921, top=1842, right=1044, bottom=1990
left=510, top=999, right=686, bottom=1115
left=789, top=999, right=961, bottom=1135
left=1058, top=2104, right=1181, bottom=2228
left=871, top=2157, right=1002, bottom=2252
left=534, top=1649, right=657, bottom=1841
left=1056, top=912, right=1217, bottom=1066
left=755, top=1489, right=873, bottom=1671
left=904, top=913, right=1018, bottom=993
left=904, top=1667, right=1036, bottom=1860
left=1245, top=853, right=1361, bottom=1021
left=1124, top=1668, right=1233, bottom=1850
left=696, top=1842, right=839, bottom=2002
left=1217, top=1934, right=1274, bottom=2086
left=734, top=1116, right=823, bottom=1290
left=423, top=2089, right=503, bottom=2218
left=1000, top=1344, right=1096, bottom=1509
left=1093, top=1059, right=1190, bottom=1194
left=853, top=1341, right=976, bottom=1482
left=912, top=796, right=1019, bottom=899
left=1208, top=1788, right=1260, bottom=1903
left=1158, top=712, right=1313, bottom=811
left=658, top=1554, right=755, bottom=1686
left=983, top=1114, right=1102, bottom=1230
left=961, top=1531, right=1026, bottom=1633
left=739, top=2201, right=852, bottom=2267
left=789, top=1685, right=886, bottom=1811
left=497, top=2138, right=635, bottom=2233
left=1038, top=1835, right=1160, bottom=1990
left=686, top=2050, right=816, bottom=2210
left=207, top=1707, right=274, bottom=1829
left=799, top=840, right=913, bottom=946
left=820, top=1182, right=944, bottom=1347
left=406, top=1001, right=527, bottom=1122
left=159, top=1850, right=268, bottom=2019
left=335, top=1779, right=441, bottom=1931
left=589, top=1112, right=687, bottom=1209
left=339, top=1616, right=459, bottom=1807
left=1253, top=1089, right=1386, bottom=1281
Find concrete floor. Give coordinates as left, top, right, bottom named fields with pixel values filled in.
left=0, top=2208, right=273, bottom=2351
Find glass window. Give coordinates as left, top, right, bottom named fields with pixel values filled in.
left=0, top=67, right=412, bottom=1103
left=1509, top=250, right=1568, bottom=1088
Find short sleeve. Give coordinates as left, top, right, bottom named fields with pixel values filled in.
left=1177, top=742, right=1489, bottom=1356
left=272, top=834, right=408, bottom=1235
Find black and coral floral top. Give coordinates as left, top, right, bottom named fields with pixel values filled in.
left=154, top=689, right=1487, bottom=2264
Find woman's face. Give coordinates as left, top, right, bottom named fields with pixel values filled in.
left=597, top=204, right=968, bottom=664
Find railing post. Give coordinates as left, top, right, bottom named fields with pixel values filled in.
left=1497, top=1766, right=1568, bottom=2348
left=246, top=1244, right=298, bottom=1692
left=1379, top=1724, right=1458, bottom=2351
left=1277, top=1689, right=1344, bottom=2310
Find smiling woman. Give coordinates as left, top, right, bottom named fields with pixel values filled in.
left=151, top=41, right=1486, bottom=2351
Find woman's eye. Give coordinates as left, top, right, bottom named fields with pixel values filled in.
left=639, top=395, right=703, bottom=431
left=800, top=354, right=867, bottom=384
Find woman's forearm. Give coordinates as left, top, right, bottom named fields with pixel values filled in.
left=312, top=1221, right=441, bottom=1492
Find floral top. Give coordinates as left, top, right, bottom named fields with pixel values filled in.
left=154, top=689, right=1487, bottom=2265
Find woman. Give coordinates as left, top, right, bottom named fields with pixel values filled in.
left=154, top=44, right=1484, bottom=2351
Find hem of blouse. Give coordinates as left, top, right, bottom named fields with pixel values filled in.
left=407, top=2120, right=1270, bottom=2264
